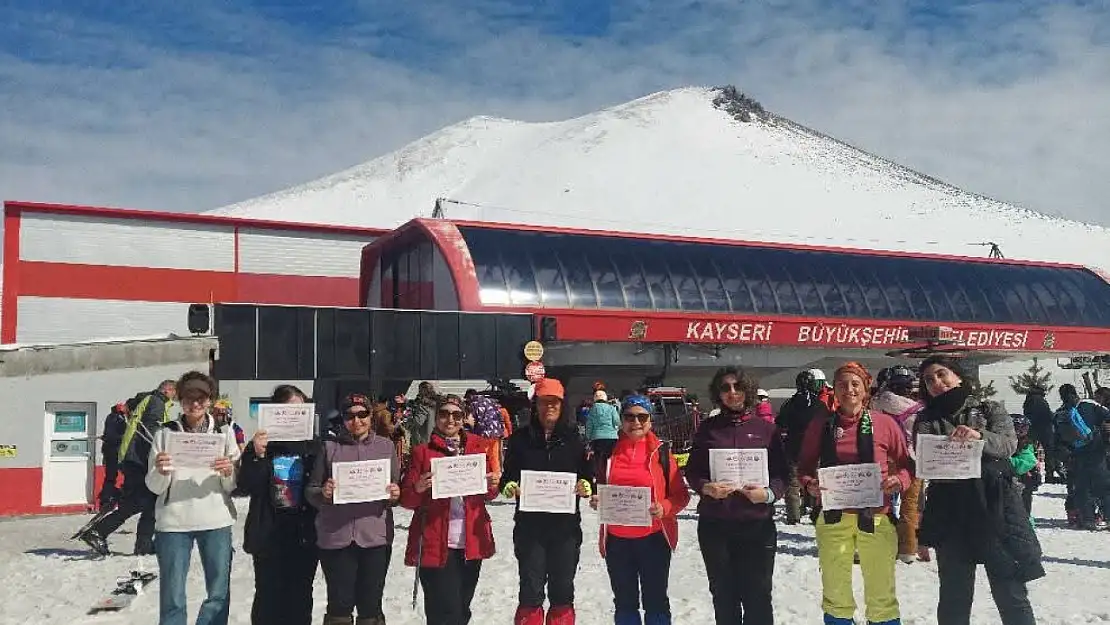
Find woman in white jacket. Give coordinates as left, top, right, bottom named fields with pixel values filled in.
left=146, top=371, right=241, bottom=625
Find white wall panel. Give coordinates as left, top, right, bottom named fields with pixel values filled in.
left=238, top=229, right=374, bottom=277
left=19, top=214, right=235, bottom=271
left=16, top=297, right=191, bottom=345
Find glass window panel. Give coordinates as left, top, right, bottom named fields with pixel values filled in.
left=558, top=241, right=598, bottom=308
left=689, top=255, right=730, bottom=312
left=640, top=248, right=681, bottom=311
left=849, top=261, right=890, bottom=319
left=500, top=248, right=540, bottom=306
left=611, top=247, right=652, bottom=309
left=737, top=256, right=776, bottom=314
left=874, top=262, right=914, bottom=319
left=767, top=252, right=803, bottom=315
left=582, top=248, right=626, bottom=308
left=916, top=262, right=955, bottom=322
left=671, top=252, right=706, bottom=311
left=784, top=253, right=824, bottom=316
left=824, top=254, right=869, bottom=318
left=715, top=252, right=759, bottom=313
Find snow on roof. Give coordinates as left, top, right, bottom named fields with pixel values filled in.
left=212, top=87, right=1109, bottom=273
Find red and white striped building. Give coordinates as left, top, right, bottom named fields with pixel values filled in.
left=2, top=201, right=385, bottom=345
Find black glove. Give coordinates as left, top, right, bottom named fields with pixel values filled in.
left=98, top=483, right=120, bottom=509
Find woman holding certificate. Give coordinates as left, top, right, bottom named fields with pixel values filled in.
left=145, top=371, right=241, bottom=625
left=589, top=394, right=690, bottom=625
left=400, top=394, right=500, bottom=625
left=237, top=384, right=318, bottom=625
left=684, top=366, right=788, bottom=625
left=500, top=377, right=593, bottom=625
left=914, top=356, right=1043, bottom=625
left=307, top=393, right=402, bottom=625
left=797, top=362, right=911, bottom=625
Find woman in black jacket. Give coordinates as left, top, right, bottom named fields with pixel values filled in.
left=914, top=356, right=1043, bottom=625
left=500, top=377, right=593, bottom=625
left=237, top=384, right=319, bottom=625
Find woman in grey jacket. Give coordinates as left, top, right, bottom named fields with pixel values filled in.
left=914, top=356, right=1043, bottom=625
left=307, top=393, right=402, bottom=625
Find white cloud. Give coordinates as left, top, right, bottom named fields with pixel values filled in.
left=0, top=0, right=1108, bottom=235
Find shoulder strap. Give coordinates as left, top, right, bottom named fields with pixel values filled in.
left=659, top=441, right=671, bottom=498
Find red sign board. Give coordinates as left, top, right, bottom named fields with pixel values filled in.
left=531, top=311, right=1110, bottom=354
left=525, top=361, right=546, bottom=382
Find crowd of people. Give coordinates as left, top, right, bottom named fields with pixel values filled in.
left=72, top=358, right=1110, bottom=625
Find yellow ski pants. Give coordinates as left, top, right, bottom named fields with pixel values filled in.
left=815, top=512, right=900, bottom=623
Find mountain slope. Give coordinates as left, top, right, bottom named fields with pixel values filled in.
left=213, top=87, right=1109, bottom=270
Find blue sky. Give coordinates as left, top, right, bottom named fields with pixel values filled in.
left=1, top=0, right=1109, bottom=228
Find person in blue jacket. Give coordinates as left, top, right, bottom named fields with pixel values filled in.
left=586, top=387, right=622, bottom=462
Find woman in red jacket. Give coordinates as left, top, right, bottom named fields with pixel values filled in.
left=400, top=394, right=501, bottom=625
left=589, top=394, right=691, bottom=625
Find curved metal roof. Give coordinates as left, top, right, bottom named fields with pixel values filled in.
left=456, top=224, right=1110, bottom=328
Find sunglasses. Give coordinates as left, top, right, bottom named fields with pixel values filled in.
left=718, top=382, right=743, bottom=393
left=344, top=410, right=370, bottom=421
left=437, top=409, right=465, bottom=421
left=622, top=413, right=650, bottom=424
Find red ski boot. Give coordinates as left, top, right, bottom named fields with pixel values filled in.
left=547, top=605, right=575, bottom=625
left=514, top=606, right=544, bottom=625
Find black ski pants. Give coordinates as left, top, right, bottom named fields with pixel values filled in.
left=93, top=468, right=156, bottom=541
left=514, top=522, right=582, bottom=608
left=1073, top=452, right=1110, bottom=525
left=698, top=516, right=777, bottom=625
left=419, top=549, right=483, bottom=625
left=936, top=547, right=1035, bottom=625
left=318, top=543, right=391, bottom=619
left=605, top=531, right=673, bottom=618
left=250, top=544, right=318, bottom=625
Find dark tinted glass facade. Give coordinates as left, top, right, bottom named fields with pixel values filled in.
left=458, top=226, right=1110, bottom=327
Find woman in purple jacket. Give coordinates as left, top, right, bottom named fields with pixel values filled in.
left=306, top=393, right=402, bottom=625
left=684, top=366, right=789, bottom=625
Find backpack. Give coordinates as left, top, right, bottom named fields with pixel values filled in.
left=659, top=440, right=672, bottom=498
left=468, top=395, right=506, bottom=439
left=1057, top=405, right=1095, bottom=451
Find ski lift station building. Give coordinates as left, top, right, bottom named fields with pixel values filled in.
left=3, top=201, right=1110, bottom=516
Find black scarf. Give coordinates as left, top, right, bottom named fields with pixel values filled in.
left=820, top=409, right=878, bottom=532
left=922, top=385, right=973, bottom=422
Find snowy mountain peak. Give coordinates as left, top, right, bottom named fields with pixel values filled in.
left=212, top=86, right=1110, bottom=271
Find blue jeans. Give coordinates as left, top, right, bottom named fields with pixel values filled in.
left=155, top=527, right=233, bottom=625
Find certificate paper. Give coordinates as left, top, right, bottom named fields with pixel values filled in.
left=817, top=463, right=883, bottom=511
left=709, top=448, right=770, bottom=488
left=519, top=470, right=577, bottom=514
left=332, top=459, right=391, bottom=504
left=431, top=454, right=488, bottom=499
left=164, top=432, right=225, bottom=469
left=916, top=434, right=984, bottom=480
left=598, top=485, right=652, bottom=527
left=256, top=403, right=316, bottom=441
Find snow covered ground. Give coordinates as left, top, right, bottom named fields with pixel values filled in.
left=2, top=484, right=1108, bottom=625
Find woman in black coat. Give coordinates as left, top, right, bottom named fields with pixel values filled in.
left=500, top=377, right=593, bottom=625
left=914, top=356, right=1043, bottom=625
left=237, top=384, right=320, bottom=625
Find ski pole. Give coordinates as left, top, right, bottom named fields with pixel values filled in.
left=411, top=506, right=425, bottom=610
